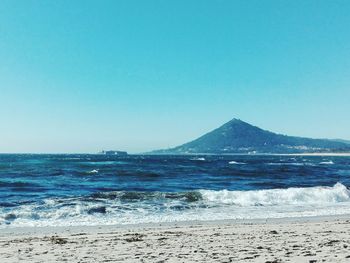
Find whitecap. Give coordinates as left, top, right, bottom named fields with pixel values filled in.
left=190, top=157, right=206, bottom=161
left=199, top=182, right=349, bottom=206
left=87, top=169, right=99, bottom=174
left=3, top=183, right=350, bottom=228
left=228, top=161, right=246, bottom=165
left=319, top=161, right=334, bottom=165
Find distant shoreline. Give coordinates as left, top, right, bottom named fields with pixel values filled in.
left=273, top=152, right=350, bottom=156
left=148, top=152, right=350, bottom=156
left=1, top=152, right=350, bottom=156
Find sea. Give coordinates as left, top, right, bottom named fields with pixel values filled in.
left=1, top=154, right=350, bottom=228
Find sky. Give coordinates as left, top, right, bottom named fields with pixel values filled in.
left=0, top=0, right=350, bottom=153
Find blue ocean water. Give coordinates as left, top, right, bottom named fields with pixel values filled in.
left=1, top=154, right=350, bottom=227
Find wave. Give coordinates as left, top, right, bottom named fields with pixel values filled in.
left=199, top=183, right=350, bottom=206
left=0, top=181, right=41, bottom=188
left=267, top=162, right=314, bottom=166
left=228, top=161, right=246, bottom=165
left=92, top=183, right=350, bottom=207
left=320, top=161, right=334, bottom=165
left=2, top=183, right=350, bottom=228
left=83, top=161, right=128, bottom=165
left=86, top=169, right=99, bottom=174
left=90, top=191, right=202, bottom=202
left=190, top=157, right=206, bottom=161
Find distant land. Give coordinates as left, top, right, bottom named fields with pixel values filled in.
left=329, top=139, right=350, bottom=145
left=152, top=118, right=350, bottom=154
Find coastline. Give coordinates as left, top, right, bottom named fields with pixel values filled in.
left=2, top=213, right=350, bottom=235
left=1, top=215, right=350, bottom=262
left=147, top=152, right=350, bottom=156
left=275, top=152, right=350, bottom=157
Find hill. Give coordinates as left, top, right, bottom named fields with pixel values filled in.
left=152, top=118, right=350, bottom=154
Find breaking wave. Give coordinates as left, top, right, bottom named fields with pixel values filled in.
left=190, top=157, right=206, bottom=161
left=228, top=161, right=246, bottom=165
left=86, top=169, right=99, bottom=174
left=199, top=183, right=350, bottom=206
left=320, top=161, right=334, bottom=165
left=1, top=183, right=350, bottom=228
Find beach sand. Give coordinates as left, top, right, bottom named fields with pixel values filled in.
left=1, top=217, right=350, bottom=262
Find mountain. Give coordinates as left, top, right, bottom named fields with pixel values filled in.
left=153, top=118, right=350, bottom=154
left=329, top=139, right=350, bottom=145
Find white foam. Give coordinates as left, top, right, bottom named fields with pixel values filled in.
left=320, top=161, right=334, bottom=165
left=190, top=157, right=205, bottom=161
left=2, top=183, right=350, bottom=228
left=199, top=183, right=349, bottom=206
left=228, top=161, right=246, bottom=165
left=87, top=169, right=99, bottom=174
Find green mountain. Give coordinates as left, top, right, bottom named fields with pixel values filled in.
left=153, top=118, right=350, bottom=154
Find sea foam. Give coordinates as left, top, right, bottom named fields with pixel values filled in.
left=320, top=161, right=334, bottom=165
left=228, top=161, right=246, bottom=165
left=199, top=183, right=350, bottom=206
left=2, top=183, right=350, bottom=228
left=190, top=157, right=206, bottom=161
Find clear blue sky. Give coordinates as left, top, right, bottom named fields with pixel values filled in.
left=0, top=0, right=349, bottom=153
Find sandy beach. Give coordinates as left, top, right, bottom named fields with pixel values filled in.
left=1, top=217, right=350, bottom=262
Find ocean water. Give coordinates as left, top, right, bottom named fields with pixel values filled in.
left=1, top=154, right=350, bottom=228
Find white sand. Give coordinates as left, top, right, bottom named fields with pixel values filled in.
left=1, top=216, right=350, bottom=262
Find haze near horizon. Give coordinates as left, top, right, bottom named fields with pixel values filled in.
left=1, top=0, right=350, bottom=153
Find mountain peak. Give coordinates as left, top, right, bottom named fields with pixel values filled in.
left=225, top=118, right=257, bottom=127
left=228, top=118, right=244, bottom=124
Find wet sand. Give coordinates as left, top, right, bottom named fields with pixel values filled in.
left=1, top=217, right=350, bottom=262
